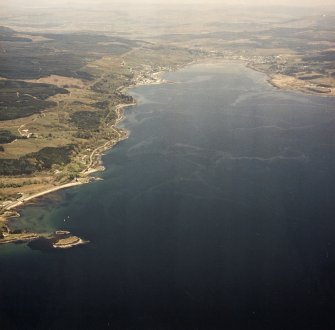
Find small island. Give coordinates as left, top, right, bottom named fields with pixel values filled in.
left=0, top=224, right=88, bottom=250
left=53, top=236, right=88, bottom=249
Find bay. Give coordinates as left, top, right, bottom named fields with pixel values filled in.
left=1, top=63, right=335, bottom=329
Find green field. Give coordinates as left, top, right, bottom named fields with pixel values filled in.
left=0, top=80, right=68, bottom=120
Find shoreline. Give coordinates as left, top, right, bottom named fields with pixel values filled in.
left=246, top=62, right=334, bottom=97
left=1, top=78, right=163, bottom=215
left=0, top=104, right=129, bottom=219
left=0, top=67, right=170, bottom=246
left=186, top=57, right=334, bottom=97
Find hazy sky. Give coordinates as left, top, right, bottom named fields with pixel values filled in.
left=1, top=0, right=335, bottom=7
left=0, top=0, right=333, bottom=37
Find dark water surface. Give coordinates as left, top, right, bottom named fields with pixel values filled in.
left=1, top=63, right=335, bottom=329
